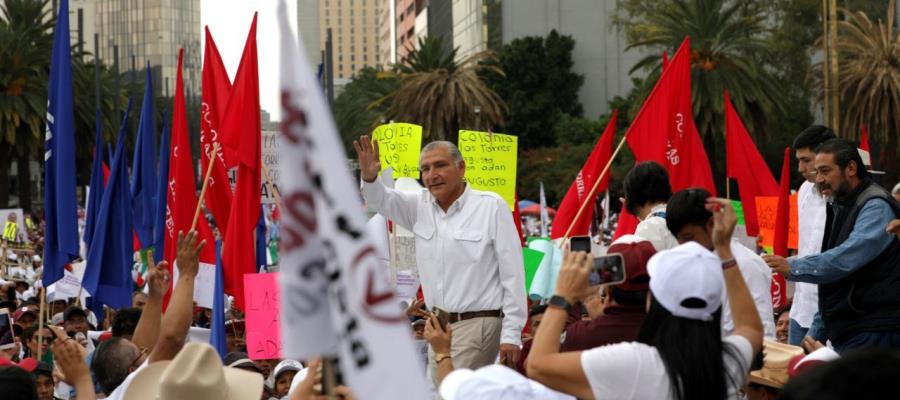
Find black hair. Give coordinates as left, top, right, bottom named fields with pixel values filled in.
left=623, top=162, right=672, bottom=215
left=792, top=125, right=837, bottom=151
left=92, top=337, right=138, bottom=395
left=780, top=348, right=900, bottom=400
left=131, top=291, right=147, bottom=300
left=637, top=297, right=742, bottom=400
left=610, top=287, right=649, bottom=307
left=816, top=138, right=869, bottom=179
left=0, top=366, right=37, bottom=400
left=529, top=304, right=548, bottom=318
left=665, top=188, right=713, bottom=238
left=111, top=307, right=142, bottom=338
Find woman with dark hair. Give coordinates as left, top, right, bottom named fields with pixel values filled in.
left=527, top=198, right=763, bottom=399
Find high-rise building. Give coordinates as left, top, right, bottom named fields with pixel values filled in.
left=379, top=0, right=420, bottom=66
left=319, top=0, right=382, bottom=80
left=297, top=0, right=321, bottom=67
left=94, top=0, right=201, bottom=99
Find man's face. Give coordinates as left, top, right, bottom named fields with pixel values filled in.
left=7, top=214, right=16, bottom=223
left=226, top=328, right=246, bottom=353
left=776, top=311, right=790, bottom=344
left=65, top=314, right=88, bottom=335
left=529, top=313, right=544, bottom=334
left=51, top=301, right=66, bottom=316
left=36, top=374, right=55, bottom=400
left=420, top=146, right=466, bottom=207
left=28, top=327, right=52, bottom=356
left=814, top=153, right=852, bottom=199
left=675, top=222, right=714, bottom=250
left=17, top=314, right=35, bottom=330
left=132, top=294, right=148, bottom=309
left=795, top=148, right=818, bottom=183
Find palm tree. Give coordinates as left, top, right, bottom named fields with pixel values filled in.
left=814, top=0, right=899, bottom=182
left=385, top=36, right=506, bottom=143
left=0, top=0, right=52, bottom=211
left=616, top=0, right=788, bottom=188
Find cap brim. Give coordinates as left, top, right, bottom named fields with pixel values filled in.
left=125, top=362, right=264, bottom=400
left=749, top=370, right=785, bottom=389
left=439, top=368, right=475, bottom=400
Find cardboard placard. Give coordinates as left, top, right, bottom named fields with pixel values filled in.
left=458, top=130, right=518, bottom=210
left=244, top=272, right=282, bottom=360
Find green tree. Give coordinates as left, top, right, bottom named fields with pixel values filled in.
left=386, top=36, right=506, bottom=144
left=333, top=67, right=399, bottom=152
left=483, top=30, right=584, bottom=150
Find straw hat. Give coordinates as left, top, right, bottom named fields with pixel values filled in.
left=749, top=339, right=805, bottom=388
left=124, top=343, right=263, bottom=400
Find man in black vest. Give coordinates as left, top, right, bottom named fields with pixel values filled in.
left=764, top=139, right=900, bottom=353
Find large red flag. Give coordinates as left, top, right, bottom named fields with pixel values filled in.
left=771, top=147, right=791, bottom=308
left=625, top=37, right=715, bottom=194
left=220, top=14, right=261, bottom=310
left=860, top=125, right=870, bottom=152
left=163, top=49, right=217, bottom=307
left=551, top=110, right=618, bottom=239
left=725, top=91, right=778, bottom=236
left=200, top=27, right=234, bottom=235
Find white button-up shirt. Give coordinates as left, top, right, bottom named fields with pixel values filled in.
left=635, top=204, right=679, bottom=251
left=362, top=177, right=527, bottom=346
left=793, top=181, right=827, bottom=327
left=719, top=241, right=776, bottom=338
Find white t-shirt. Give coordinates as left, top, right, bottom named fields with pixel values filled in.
left=580, top=335, right=754, bottom=400
left=719, top=241, right=776, bottom=339
left=635, top=204, right=678, bottom=252
left=793, top=181, right=826, bottom=327
left=105, top=360, right=149, bottom=400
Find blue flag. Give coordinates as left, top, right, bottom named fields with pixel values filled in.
left=131, top=65, right=158, bottom=249
left=84, top=100, right=135, bottom=309
left=255, top=207, right=267, bottom=272
left=84, top=110, right=105, bottom=250
left=210, top=240, right=227, bottom=359
left=43, top=0, right=80, bottom=287
left=153, top=110, right=171, bottom=263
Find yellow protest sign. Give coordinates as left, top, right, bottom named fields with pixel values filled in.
left=372, top=123, right=423, bottom=179
left=458, top=130, right=517, bottom=210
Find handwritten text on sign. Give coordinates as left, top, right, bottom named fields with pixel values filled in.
left=458, top=130, right=518, bottom=210
left=755, top=195, right=798, bottom=250
left=373, top=123, right=423, bottom=179
left=244, top=272, right=282, bottom=360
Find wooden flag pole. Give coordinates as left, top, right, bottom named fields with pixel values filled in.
left=192, top=143, right=220, bottom=231
left=37, top=286, right=45, bottom=359
left=562, top=133, right=630, bottom=240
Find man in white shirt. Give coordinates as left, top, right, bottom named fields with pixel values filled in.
left=354, top=136, right=526, bottom=383
left=623, top=162, right=678, bottom=251
left=788, top=126, right=835, bottom=345
left=666, top=188, right=776, bottom=338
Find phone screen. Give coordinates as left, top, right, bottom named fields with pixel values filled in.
left=589, top=253, right=626, bottom=286
left=570, top=236, right=591, bottom=253
left=0, top=309, right=14, bottom=350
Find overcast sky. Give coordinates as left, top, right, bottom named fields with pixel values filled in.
left=200, top=0, right=299, bottom=121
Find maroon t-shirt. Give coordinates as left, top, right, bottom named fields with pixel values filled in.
left=559, top=304, right=647, bottom=352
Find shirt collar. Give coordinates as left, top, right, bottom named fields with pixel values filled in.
left=431, top=183, right=471, bottom=214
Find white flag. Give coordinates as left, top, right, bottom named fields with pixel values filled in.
left=277, top=2, right=429, bottom=399
left=539, top=182, right=549, bottom=237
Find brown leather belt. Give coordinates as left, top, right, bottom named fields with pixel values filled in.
left=445, top=309, right=503, bottom=324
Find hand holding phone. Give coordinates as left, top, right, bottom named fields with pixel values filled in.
left=569, top=236, right=591, bottom=254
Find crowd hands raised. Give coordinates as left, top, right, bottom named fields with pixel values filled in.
left=0, top=230, right=351, bottom=400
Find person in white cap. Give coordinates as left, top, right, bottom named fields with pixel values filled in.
left=526, top=198, right=763, bottom=400
left=270, top=359, right=303, bottom=399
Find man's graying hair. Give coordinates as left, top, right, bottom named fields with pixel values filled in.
left=421, top=141, right=463, bottom=165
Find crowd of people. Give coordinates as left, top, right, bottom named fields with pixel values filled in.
left=0, top=124, right=898, bottom=400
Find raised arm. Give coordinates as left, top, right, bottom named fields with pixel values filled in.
left=149, top=231, right=205, bottom=362
left=354, top=135, right=419, bottom=229
left=130, top=249, right=166, bottom=353
left=708, top=198, right=763, bottom=355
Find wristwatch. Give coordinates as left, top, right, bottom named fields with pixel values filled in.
left=548, top=295, right=573, bottom=312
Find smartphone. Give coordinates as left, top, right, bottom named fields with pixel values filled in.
left=589, top=253, right=626, bottom=286
left=0, top=308, right=14, bottom=350
left=570, top=236, right=591, bottom=253
left=433, top=308, right=450, bottom=328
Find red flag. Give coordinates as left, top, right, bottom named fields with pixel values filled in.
left=625, top=37, right=715, bottom=194
left=163, top=49, right=217, bottom=308
left=612, top=208, right=640, bottom=240
left=860, top=125, right=870, bottom=152
left=771, top=147, right=791, bottom=308
left=551, top=110, right=618, bottom=239
left=220, top=14, right=262, bottom=310
left=102, top=162, right=110, bottom=184
left=662, top=50, right=669, bottom=71
left=725, top=91, right=778, bottom=236
left=200, top=27, right=235, bottom=235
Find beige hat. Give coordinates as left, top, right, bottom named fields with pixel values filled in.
left=749, top=339, right=805, bottom=388
left=125, top=342, right=263, bottom=400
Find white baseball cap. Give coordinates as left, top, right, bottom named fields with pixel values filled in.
left=439, top=365, right=575, bottom=400
left=647, top=241, right=724, bottom=321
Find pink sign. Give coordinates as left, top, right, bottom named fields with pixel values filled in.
left=244, top=273, right=282, bottom=360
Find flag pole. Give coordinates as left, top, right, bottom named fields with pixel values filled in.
left=192, top=143, right=220, bottom=231
left=726, top=178, right=731, bottom=200
left=37, top=287, right=46, bottom=359
left=562, top=133, right=629, bottom=240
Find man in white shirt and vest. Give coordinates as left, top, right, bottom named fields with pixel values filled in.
left=788, top=125, right=835, bottom=345
left=354, top=136, right=527, bottom=384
